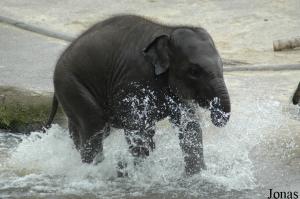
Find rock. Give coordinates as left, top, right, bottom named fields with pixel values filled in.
left=0, top=86, right=66, bottom=133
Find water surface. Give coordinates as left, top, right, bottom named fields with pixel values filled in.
left=0, top=73, right=299, bottom=199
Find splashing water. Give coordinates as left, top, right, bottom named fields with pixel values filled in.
left=0, top=91, right=299, bottom=199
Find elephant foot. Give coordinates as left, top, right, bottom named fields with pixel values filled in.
left=185, top=163, right=206, bottom=176
left=93, top=151, right=105, bottom=165
left=130, top=146, right=150, bottom=157
left=81, top=152, right=94, bottom=164
left=80, top=147, right=103, bottom=164
left=125, top=128, right=156, bottom=159
left=117, top=161, right=128, bottom=177
left=184, top=156, right=206, bottom=176
left=130, top=146, right=153, bottom=167
left=80, top=133, right=104, bottom=164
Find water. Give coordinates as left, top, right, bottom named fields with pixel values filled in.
left=0, top=73, right=300, bottom=199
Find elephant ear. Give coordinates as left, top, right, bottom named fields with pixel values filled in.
left=143, top=35, right=170, bottom=75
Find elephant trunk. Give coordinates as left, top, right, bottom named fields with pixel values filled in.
left=209, top=78, right=231, bottom=127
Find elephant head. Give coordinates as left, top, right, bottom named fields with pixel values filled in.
left=143, top=28, right=231, bottom=127
left=292, top=82, right=300, bottom=105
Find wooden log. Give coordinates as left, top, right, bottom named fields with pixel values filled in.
left=273, top=37, right=300, bottom=51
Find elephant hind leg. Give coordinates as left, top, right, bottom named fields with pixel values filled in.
left=55, top=75, right=108, bottom=164
left=80, top=130, right=104, bottom=164
left=67, top=117, right=106, bottom=163
left=68, top=120, right=80, bottom=150
left=76, top=107, right=108, bottom=164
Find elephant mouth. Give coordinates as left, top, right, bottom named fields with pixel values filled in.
left=208, top=97, right=230, bottom=127
left=198, top=99, right=210, bottom=109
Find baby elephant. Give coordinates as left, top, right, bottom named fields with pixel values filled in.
left=292, top=82, right=300, bottom=105
left=46, top=15, right=231, bottom=176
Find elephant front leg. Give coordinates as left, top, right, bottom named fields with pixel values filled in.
left=169, top=102, right=206, bottom=175
left=125, top=127, right=156, bottom=159
left=179, top=121, right=206, bottom=176
left=117, top=127, right=155, bottom=177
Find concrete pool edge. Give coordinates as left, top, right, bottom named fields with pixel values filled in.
left=0, top=86, right=66, bottom=133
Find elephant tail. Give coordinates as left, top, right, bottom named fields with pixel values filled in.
left=43, top=94, right=59, bottom=132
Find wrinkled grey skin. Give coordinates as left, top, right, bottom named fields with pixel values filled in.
left=292, top=82, right=300, bottom=105
left=46, top=15, right=231, bottom=176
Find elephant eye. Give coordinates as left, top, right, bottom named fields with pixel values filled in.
left=189, top=64, right=203, bottom=78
